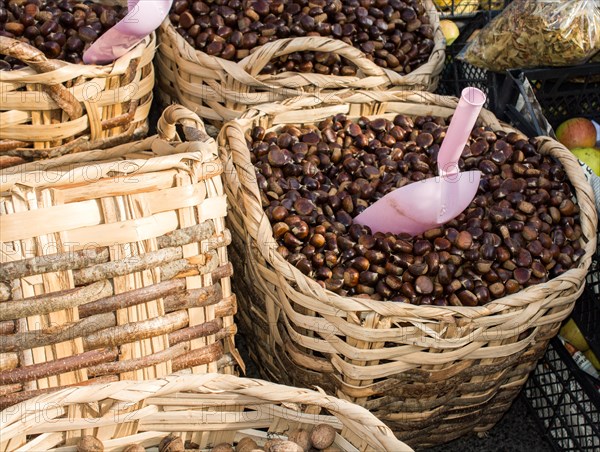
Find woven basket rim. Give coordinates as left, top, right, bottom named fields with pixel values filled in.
left=0, top=150, right=215, bottom=192
left=220, top=90, right=599, bottom=320
left=0, top=33, right=156, bottom=81
left=0, top=105, right=218, bottom=191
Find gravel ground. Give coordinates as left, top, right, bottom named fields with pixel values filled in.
left=428, top=397, right=553, bottom=452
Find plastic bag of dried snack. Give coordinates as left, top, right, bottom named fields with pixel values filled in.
left=458, top=0, right=600, bottom=72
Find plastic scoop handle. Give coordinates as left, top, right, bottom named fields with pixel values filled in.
left=83, top=0, right=172, bottom=65
left=437, top=87, right=486, bottom=223
left=437, top=87, right=486, bottom=176
left=353, top=87, right=487, bottom=235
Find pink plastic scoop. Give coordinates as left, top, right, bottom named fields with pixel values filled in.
left=83, top=0, right=172, bottom=65
left=353, top=87, right=487, bottom=236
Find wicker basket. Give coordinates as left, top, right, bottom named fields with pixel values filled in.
left=0, top=373, right=412, bottom=452
left=0, top=105, right=241, bottom=411
left=217, top=91, right=598, bottom=447
left=0, top=32, right=155, bottom=165
left=155, top=0, right=445, bottom=129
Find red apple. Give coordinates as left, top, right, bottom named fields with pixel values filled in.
left=556, top=117, right=597, bottom=150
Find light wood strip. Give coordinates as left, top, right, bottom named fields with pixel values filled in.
left=62, top=211, right=178, bottom=250
left=0, top=185, right=210, bottom=243
left=0, top=200, right=101, bottom=242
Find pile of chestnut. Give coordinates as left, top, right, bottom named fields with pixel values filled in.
left=170, top=0, right=436, bottom=76
left=249, top=113, right=584, bottom=305
left=0, top=0, right=128, bottom=69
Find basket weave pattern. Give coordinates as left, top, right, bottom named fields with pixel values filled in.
left=218, top=91, right=598, bottom=447
left=155, top=0, right=445, bottom=127
left=0, top=34, right=155, bottom=162
left=0, top=373, right=412, bottom=451
left=0, top=106, right=241, bottom=411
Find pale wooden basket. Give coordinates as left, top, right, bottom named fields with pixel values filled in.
left=217, top=91, right=598, bottom=448
left=155, top=0, right=445, bottom=129
left=0, top=105, right=241, bottom=411
left=0, top=32, right=155, bottom=166
left=0, top=373, right=412, bottom=452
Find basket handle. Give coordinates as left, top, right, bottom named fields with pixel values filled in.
left=157, top=104, right=213, bottom=144
left=236, top=90, right=505, bottom=127
left=238, top=36, right=389, bottom=79
left=0, top=37, right=83, bottom=120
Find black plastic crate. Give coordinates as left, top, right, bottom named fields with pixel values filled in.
left=437, top=12, right=507, bottom=110
left=432, top=0, right=510, bottom=19
left=523, top=336, right=600, bottom=451
left=438, top=11, right=600, bottom=136
left=522, top=246, right=600, bottom=451
left=572, top=241, right=600, bottom=355
left=499, top=65, right=600, bottom=138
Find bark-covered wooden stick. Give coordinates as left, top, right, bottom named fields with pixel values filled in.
left=1, top=135, right=88, bottom=158
left=101, top=100, right=139, bottom=131
left=73, top=247, right=182, bottom=286
left=211, top=263, right=233, bottom=281
left=82, top=311, right=188, bottom=350
left=0, top=140, right=28, bottom=152
left=172, top=341, right=224, bottom=372
left=78, top=279, right=185, bottom=318
left=0, top=280, right=112, bottom=321
left=0, top=348, right=117, bottom=385
left=213, top=296, right=237, bottom=318
left=160, top=250, right=219, bottom=281
left=202, top=231, right=232, bottom=252
left=0, top=155, right=27, bottom=169
left=86, top=343, right=190, bottom=378
left=0, top=248, right=110, bottom=281
left=163, top=284, right=220, bottom=313
left=168, top=318, right=223, bottom=346
left=0, top=224, right=217, bottom=282
left=0, top=383, right=21, bottom=396
left=0, top=313, right=115, bottom=353
left=74, top=248, right=220, bottom=286
left=0, top=264, right=230, bottom=326
left=156, top=222, right=215, bottom=249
